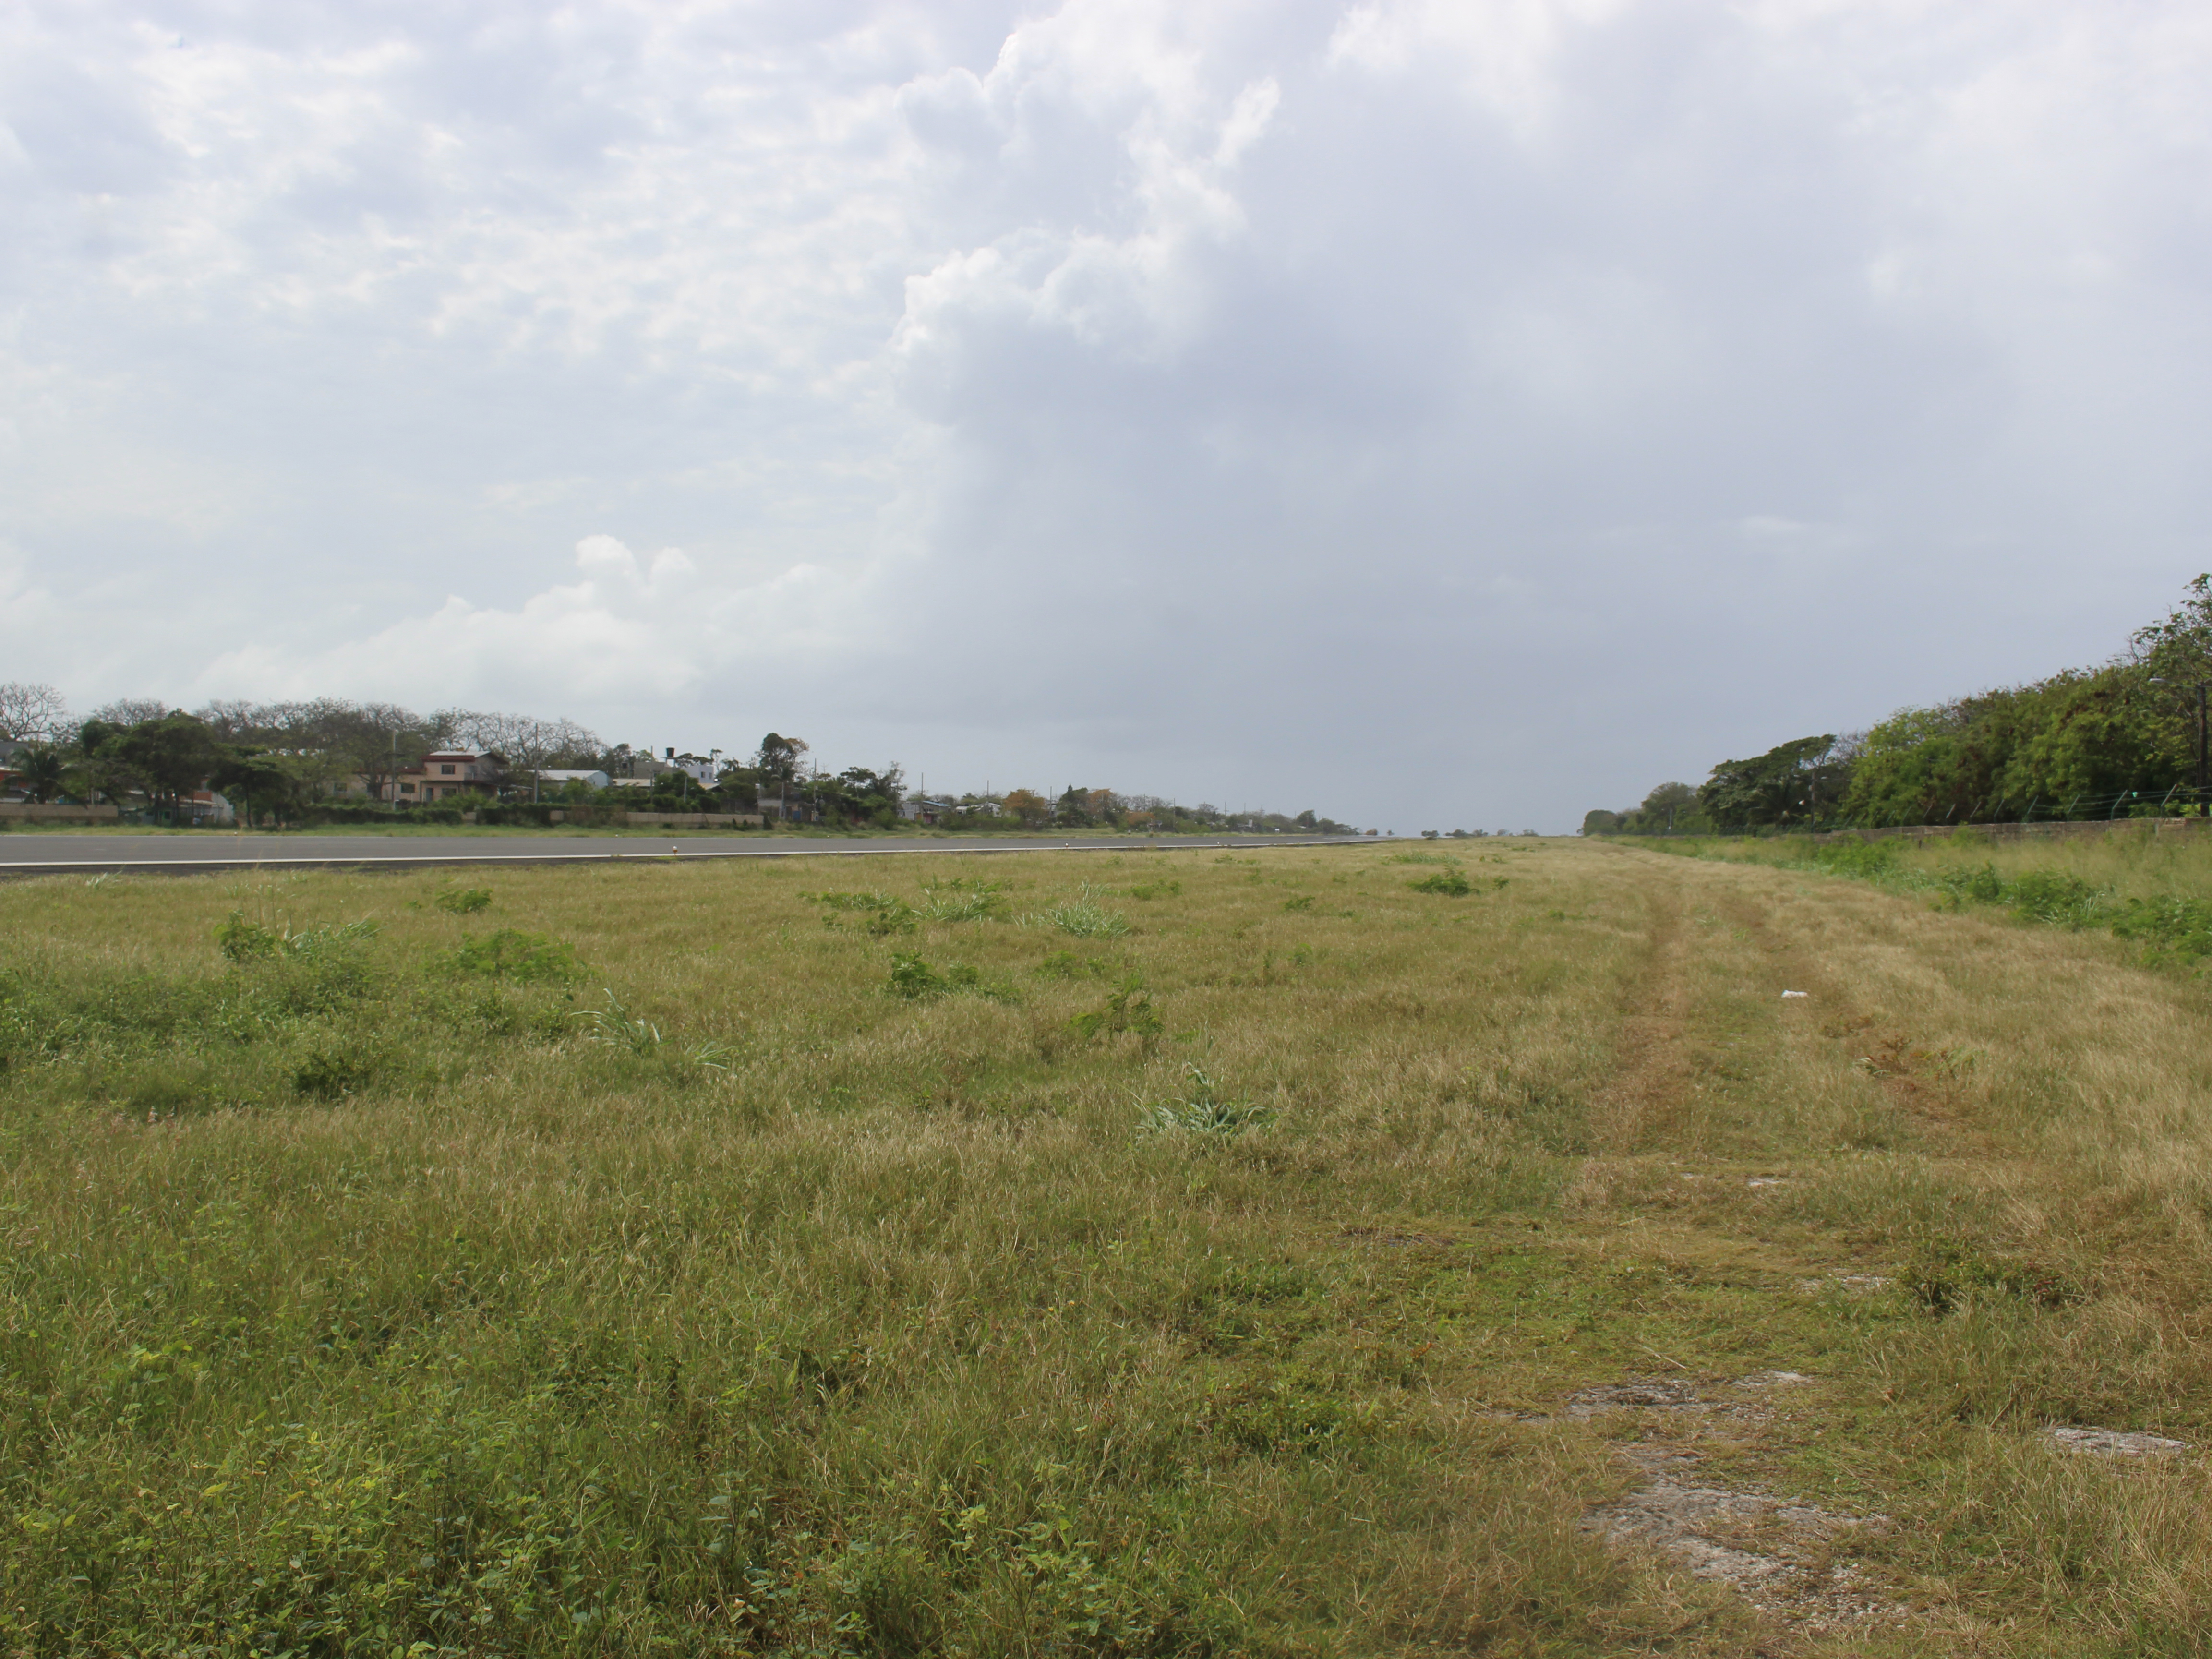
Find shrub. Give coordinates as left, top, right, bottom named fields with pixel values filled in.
left=1407, top=869, right=1472, bottom=896
left=2111, top=895, right=2212, bottom=961
left=433, top=886, right=493, bottom=914
left=1070, top=976, right=1162, bottom=1041
left=216, top=912, right=279, bottom=961
left=805, top=891, right=918, bottom=935
left=217, top=914, right=379, bottom=962
left=1809, top=838, right=1900, bottom=879
left=886, top=954, right=1010, bottom=1002
left=2006, top=871, right=2107, bottom=926
left=1034, top=951, right=1110, bottom=980
left=442, top=929, right=583, bottom=984
left=292, top=1049, right=375, bottom=1100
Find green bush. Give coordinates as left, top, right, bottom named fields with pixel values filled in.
left=2006, top=871, right=2107, bottom=926
left=1809, top=838, right=1900, bottom=878
left=1407, top=869, right=1472, bottom=896
left=885, top=953, right=1009, bottom=1001
left=1069, top=976, right=1161, bottom=1041
left=433, top=886, right=493, bottom=914
left=442, top=929, right=584, bottom=984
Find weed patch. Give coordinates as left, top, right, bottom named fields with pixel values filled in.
left=886, top=953, right=1012, bottom=1002
left=1141, top=1062, right=1276, bottom=1137
left=1069, top=976, right=1163, bottom=1042
left=442, top=928, right=584, bottom=983
left=1035, top=887, right=1132, bottom=938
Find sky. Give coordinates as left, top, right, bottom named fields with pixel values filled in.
left=3, top=0, right=2209, bottom=830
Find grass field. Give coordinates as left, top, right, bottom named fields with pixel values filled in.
left=5, top=837, right=2212, bottom=1655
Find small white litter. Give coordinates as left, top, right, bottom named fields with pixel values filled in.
left=1781, top=990, right=1809, bottom=999
left=2045, top=1426, right=2189, bottom=1458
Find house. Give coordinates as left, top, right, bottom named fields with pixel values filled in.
left=179, top=788, right=236, bottom=826
left=898, top=797, right=959, bottom=825
left=387, top=750, right=505, bottom=803
left=535, top=769, right=613, bottom=792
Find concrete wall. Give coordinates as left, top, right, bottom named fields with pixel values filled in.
left=618, top=811, right=764, bottom=829
left=0, top=803, right=120, bottom=823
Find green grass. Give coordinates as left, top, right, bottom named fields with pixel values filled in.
left=1643, top=824, right=2212, bottom=969
left=8, top=842, right=2212, bottom=1652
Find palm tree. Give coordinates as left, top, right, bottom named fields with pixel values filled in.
left=15, top=744, right=65, bottom=803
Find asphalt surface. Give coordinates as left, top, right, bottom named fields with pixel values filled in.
left=0, top=831, right=1379, bottom=878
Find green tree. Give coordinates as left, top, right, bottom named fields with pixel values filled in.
left=755, top=733, right=808, bottom=785
left=112, top=713, right=226, bottom=817
left=1699, top=736, right=1850, bottom=828
left=210, top=750, right=305, bottom=827
left=13, top=744, right=65, bottom=804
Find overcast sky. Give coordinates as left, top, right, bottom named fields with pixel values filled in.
left=4, top=1, right=2208, bottom=828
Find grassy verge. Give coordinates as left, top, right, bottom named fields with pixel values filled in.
left=5, top=841, right=2212, bottom=1653
left=1633, top=827, right=2212, bottom=970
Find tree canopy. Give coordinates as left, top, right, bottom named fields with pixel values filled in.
left=1588, top=575, right=2212, bottom=832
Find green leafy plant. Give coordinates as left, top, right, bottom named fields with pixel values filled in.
left=579, top=989, right=662, bottom=1053
left=1140, top=1063, right=1276, bottom=1137
left=1037, top=886, right=1131, bottom=938
left=292, top=1049, right=375, bottom=1100
left=1033, top=951, right=1111, bottom=980
left=1070, top=975, right=1162, bottom=1042
left=916, top=879, right=1003, bottom=922
left=886, top=954, right=1011, bottom=1002
left=433, top=886, right=493, bottom=914
left=804, top=890, right=900, bottom=911
left=805, top=890, right=918, bottom=934
left=1407, top=869, right=1473, bottom=896
left=216, top=912, right=379, bottom=962
left=443, top=929, right=584, bottom=983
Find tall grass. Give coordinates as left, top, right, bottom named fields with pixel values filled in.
left=9, top=844, right=2212, bottom=1651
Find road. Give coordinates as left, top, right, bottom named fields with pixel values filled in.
left=0, top=830, right=1379, bottom=878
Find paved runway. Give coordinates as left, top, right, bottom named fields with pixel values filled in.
left=0, top=830, right=1376, bottom=878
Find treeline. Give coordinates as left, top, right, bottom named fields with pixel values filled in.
left=1586, top=576, right=2212, bottom=835
left=0, top=693, right=1359, bottom=834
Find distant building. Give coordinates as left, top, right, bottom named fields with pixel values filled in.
left=387, top=750, right=505, bottom=802
left=535, top=769, right=612, bottom=791
left=180, top=788, right=236, bottom=826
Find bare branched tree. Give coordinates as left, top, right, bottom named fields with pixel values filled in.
left=0, top=682, right=71, bottom=742
left=90, top=697, right=169, bottom=730
left=445, top=711, right=603, bottom=799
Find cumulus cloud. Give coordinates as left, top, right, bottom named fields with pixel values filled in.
left=1, top=0, right=2209, bottom=822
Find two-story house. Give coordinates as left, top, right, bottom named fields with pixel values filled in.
left=386, top=750, right=506, bottom=803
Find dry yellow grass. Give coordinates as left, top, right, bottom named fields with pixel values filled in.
left=2, top=839, right=2211, bottom=1654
